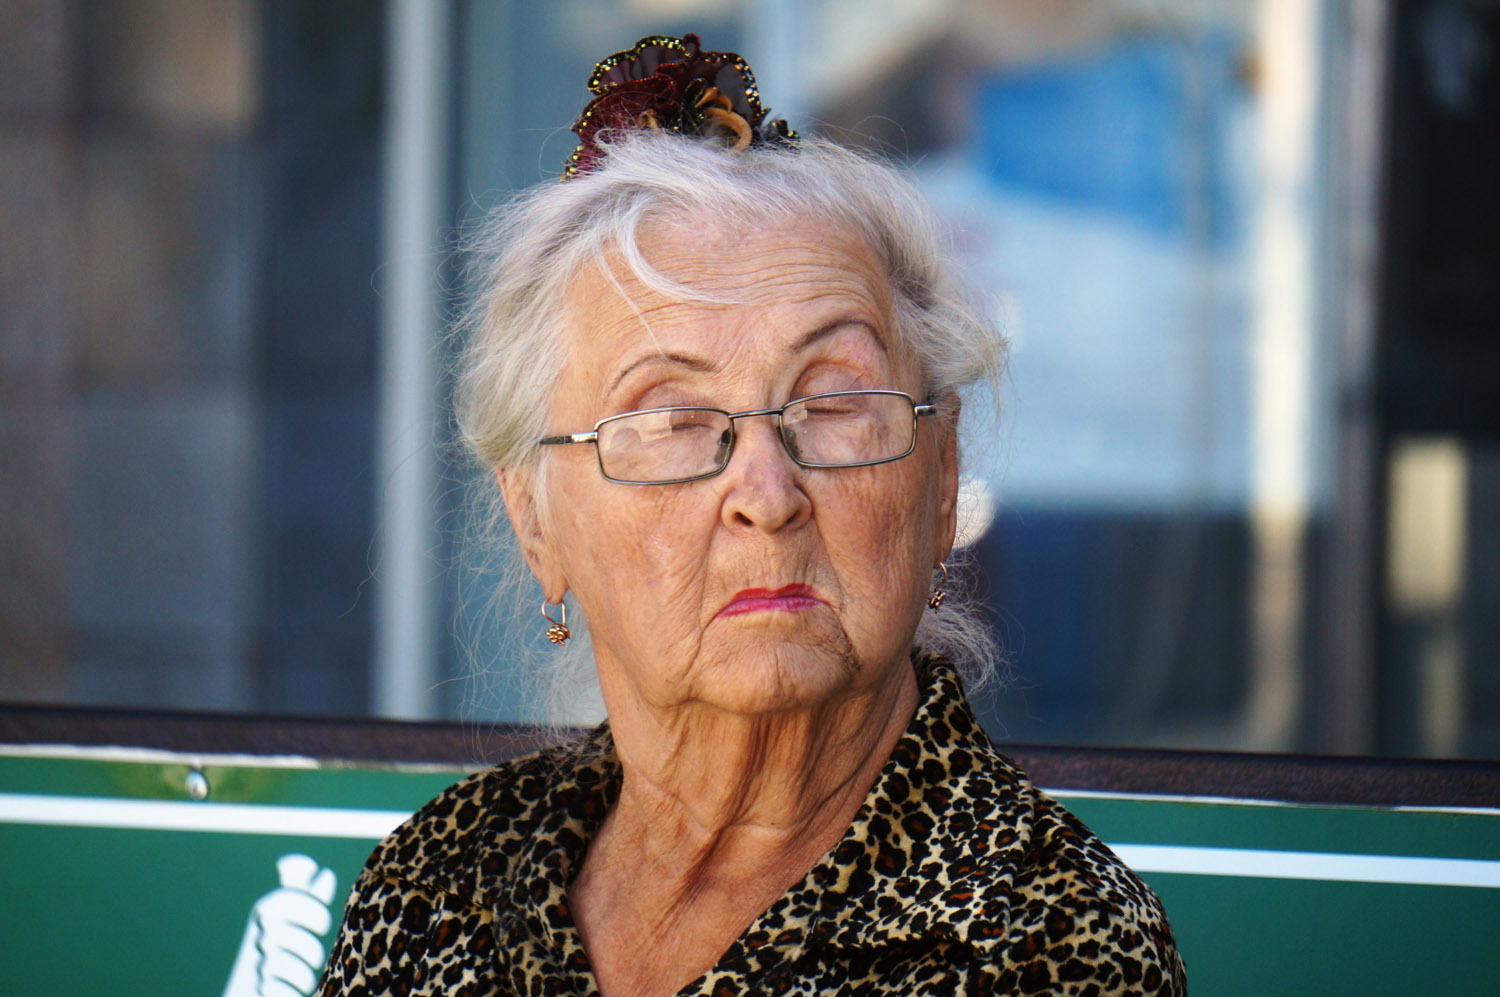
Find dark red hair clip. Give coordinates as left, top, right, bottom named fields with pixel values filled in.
left=562, top=33, right=797, bottom=180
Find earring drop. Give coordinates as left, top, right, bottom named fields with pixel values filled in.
left=542, top=601, right=570, bottom=644
left=928, top=563, right=949, bottom=610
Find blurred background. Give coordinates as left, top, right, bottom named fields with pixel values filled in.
left=2, top=0, right=1496, bottom=759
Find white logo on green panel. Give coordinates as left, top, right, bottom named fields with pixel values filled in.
left=223, top=853, right=338, bottom=997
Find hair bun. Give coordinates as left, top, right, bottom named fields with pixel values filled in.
left=562, top=33, right=797, bottom=180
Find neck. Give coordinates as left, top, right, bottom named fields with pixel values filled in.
left=567, top=658, right=919, bottom=997
left=599, top=659, right=918, bottom=873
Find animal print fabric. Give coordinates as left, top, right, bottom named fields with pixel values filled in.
left=318, top=656, right=1185, bottom=995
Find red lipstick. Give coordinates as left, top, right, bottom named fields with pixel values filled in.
left=717, top=583, right=824, bottom=618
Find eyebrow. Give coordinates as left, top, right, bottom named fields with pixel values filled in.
left=607, top=351, right=718, bottom=396
left=605, top=317, right=887, bottom=396
left=795, top=316, right=886, bottom=354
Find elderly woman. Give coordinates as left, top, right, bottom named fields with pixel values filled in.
left=320, top=35, right=1183, bottom=997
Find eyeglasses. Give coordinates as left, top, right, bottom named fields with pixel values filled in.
left=539, top=389, right=937, bottom=485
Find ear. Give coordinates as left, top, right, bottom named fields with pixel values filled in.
left=933, top=394, right=961, bottom=564
left=497, top=467, right=568, bottom=601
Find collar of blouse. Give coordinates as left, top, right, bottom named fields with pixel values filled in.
left=484, top=655, right=1032, bottom=988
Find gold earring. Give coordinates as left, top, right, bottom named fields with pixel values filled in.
left=542, top=601, right=570, bottom=645
left=928, top=563, right=949, bottom=610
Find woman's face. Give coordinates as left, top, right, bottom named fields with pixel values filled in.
left=506, top=219, right=958, bottom=719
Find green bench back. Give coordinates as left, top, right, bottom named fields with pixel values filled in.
left=2, top=737, right=1497, bottom=995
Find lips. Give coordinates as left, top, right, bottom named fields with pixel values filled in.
left=716, top=583, right=825, bottom=618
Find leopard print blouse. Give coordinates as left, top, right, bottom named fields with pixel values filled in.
left=319, top=656, right=1185, bottom=995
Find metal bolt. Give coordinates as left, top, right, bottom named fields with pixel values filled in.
left=185, top=769, right=209, bottom=801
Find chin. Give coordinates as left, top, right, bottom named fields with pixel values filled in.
left=692, top=633, right=864, bottom=716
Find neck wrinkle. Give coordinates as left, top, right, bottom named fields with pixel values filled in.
left=600, top=658, right=918, bottom=882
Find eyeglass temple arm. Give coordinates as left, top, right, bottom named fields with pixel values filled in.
left=915, top=403, right=938, bottom=418
left=539, top=432, right=598, bottom=446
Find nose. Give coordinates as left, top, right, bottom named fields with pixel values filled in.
left=717, top=414, right=812, bottom=532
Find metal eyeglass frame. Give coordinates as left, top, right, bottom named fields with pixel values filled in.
left=538, top=389, right=938, bottom=485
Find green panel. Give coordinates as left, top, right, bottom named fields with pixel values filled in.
left=0, top=823, right=379, bottom=995
left=0, top=754, right=470, bottom=808
left=0, top=753, right=470, bottom=994
left=3, top=753, right=1499, bottom=995
left=1147, top=873, right=1500, bottom=995
left=1057, top=792, right=1500, bottom=861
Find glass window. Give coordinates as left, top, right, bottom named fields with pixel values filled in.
left=5, top=0, right=1498, bottom=761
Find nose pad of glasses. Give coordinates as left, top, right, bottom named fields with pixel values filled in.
left=778, top=425, right=804, bottom=464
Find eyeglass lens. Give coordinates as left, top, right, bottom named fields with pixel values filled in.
left=594, top=392, right=916, bottom=484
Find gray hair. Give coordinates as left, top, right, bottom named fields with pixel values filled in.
left=453, top=130, right=1007, bottom=723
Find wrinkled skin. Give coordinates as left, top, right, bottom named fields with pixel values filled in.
left=503, top=219, right=958, bottom=722
left=497, top=217, right=960, bottom=997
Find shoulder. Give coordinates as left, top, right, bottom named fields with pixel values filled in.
left=889, top=659, right=1184, bottom=992
left=363, top=732, right=599, bottom=906
left=317, top=735, right=604, bottom=994
left=994, top=772, right=1186, bottom=995
left=862, top=677, right=1186, bottom=994
left=319, top=864, right=500, bottom=996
